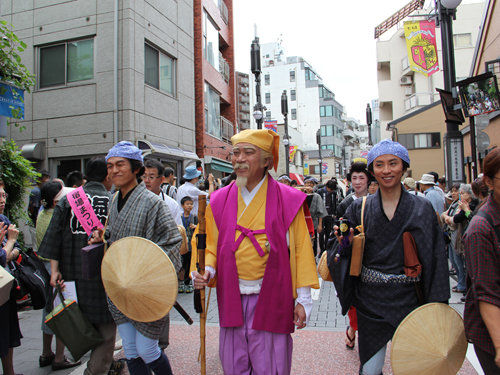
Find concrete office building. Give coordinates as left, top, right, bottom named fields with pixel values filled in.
left=4, top=0, right=198, bottom=179
left=250, top=42, right=345, bottom=152
left=376, top=0, right=485, bottom=140
left=235, top=71, right=251, bottom=131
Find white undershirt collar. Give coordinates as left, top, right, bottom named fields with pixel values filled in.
left=240, top=175, right=267, bottom=206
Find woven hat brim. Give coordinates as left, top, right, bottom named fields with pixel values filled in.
left=391, top=303, right=467, bottom=375
left=317, top=251, right=333, bottom=282
left=102, top=237, right=178, bottom=323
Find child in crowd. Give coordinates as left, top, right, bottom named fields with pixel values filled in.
left=179, top=196, right=198, bottom=293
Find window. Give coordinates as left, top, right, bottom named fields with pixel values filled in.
left=39, top=39, right=94, bottom=88
left=265, top=93, right=271, bottom=104
left=265, top=74, right=270, bottom=85
left=205, top=83, right=221, bottom=138
left=290, top=70, right=295, bottom=82
left=305, top=68, right=316, bottom=81
left=398, top=133, right=441, bottom=149
left=453, top=33, right=471, bottom=47
left=145, top=44, right=175, bottom=95
left=203, top=11, right=219, bottom=70
left=291, top=108, right=296, bottom=120
left=319, top=86, right=334, bottom=99
left=320, top=105, right=333, bottom=117
left=321, top=125, right=333, bottom=136
left=266, top=111, right=271, bottom=120
left=291, top=89, right=296, bottom=101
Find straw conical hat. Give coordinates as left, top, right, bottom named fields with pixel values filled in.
left=317, top=251, right=333, bottom=282
left=391, top=303, right=467, bottom=375
left=177, top=225, right=189, bottom=255
left=101, top=237, right=178, bottom=323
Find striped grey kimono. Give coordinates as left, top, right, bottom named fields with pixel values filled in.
left=106, top=183, right=182, bottom=339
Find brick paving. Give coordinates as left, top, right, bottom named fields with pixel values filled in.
left=11, top=274, right=481, bottom=375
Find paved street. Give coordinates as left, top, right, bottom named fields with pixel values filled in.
left=11, top=273, right=483, bottom=375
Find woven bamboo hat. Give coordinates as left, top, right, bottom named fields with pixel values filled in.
left=317, top=251, right=333, bottom=282
left=101, top=237, right=178, bottom=323
left=391, top=303, right=467, bottom=375
left=177, top=225, right=189, bottom=255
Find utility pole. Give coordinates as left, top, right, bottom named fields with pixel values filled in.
left=250, top=33, right=263, bottom=129
left=281, top=90, right=290, bottom=176
left=316, top=130, right=323, bottom=183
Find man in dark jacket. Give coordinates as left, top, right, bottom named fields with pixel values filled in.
left=38, top=157, right=117, bottom=375
left=316, top=179, right=338, bottom=255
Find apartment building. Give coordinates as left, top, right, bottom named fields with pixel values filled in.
left=193, top=0, right=236, bottom=177
left=250, top=42, right=345, bottom=153
left=235, top=71, right=251, bottom=131
left=376, top=1, right=485, bottom=140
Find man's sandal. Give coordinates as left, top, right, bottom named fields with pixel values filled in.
left=345, top=326, right=355, bottom=350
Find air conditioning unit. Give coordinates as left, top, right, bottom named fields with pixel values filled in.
left=400, top=76, right=413, bottom=85
left=405, top=86, right=413, bottom=96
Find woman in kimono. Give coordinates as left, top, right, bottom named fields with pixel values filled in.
left=328, top=139, right=449, bottom=375
left=90, top=141, right=182, bottom=375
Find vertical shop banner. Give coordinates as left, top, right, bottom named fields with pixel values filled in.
left=289, top=145, right=298, bottom=162
left=304, top=162, right=309, bottom=175
left=322, top=163, right=328, bottom=175
left=264, top=120, right=278, bottom=133
left=404, top=20, right=439, bottom=77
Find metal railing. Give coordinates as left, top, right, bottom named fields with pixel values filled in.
left=404, top=92, right=439, bottom=112
left=219, top=0, right=228, bottom=24
left=219, top=52, right=230, bottom=84
left=221, top=116, right=234, bottom=142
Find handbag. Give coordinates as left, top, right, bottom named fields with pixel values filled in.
left=0, top=266, right=14, bottom=306
left=443, top=226, right=452, bottom=245
left=45, top=284, right=104, bottom=361
left=350, top=196, right=367, bottom=276
left=81, top=192, right=117, bottom=280
left=8, top=248, right=51, bottom=309
left=327, top=196, right=367, bottom=315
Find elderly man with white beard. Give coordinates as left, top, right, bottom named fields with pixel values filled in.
left=191, top=129, right=319, bottom=375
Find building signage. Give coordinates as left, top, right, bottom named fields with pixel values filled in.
left=0, top=81, right=24, bottom=119
left=304, top=162, right=309, bottom=175
left=322, top=163, right=328, bottom=175
left=289, top=145, right=298, bottom=162
left=403, top=20, right=439, bottom=77
left=450, top=138, right=463, bottom=182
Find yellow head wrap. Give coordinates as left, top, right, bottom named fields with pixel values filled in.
left=231, top=129, right=280, bottom=172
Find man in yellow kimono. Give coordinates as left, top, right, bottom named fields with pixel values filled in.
left=192, top=129, right=319, bottom=375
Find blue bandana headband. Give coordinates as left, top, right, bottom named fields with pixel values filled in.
left=105, top=141, right=143, bottom=162
left=367, top=139, right=410, bottom=167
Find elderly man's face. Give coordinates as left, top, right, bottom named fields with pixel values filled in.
left=231, top=143, right=269, bottom=181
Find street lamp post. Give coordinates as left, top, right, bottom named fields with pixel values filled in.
left=366, top=103, right=373, bottom=146
left=251, top=37, right=263, bottom=129
left=281, top=90, right=290, bottom=176
left=436, top=0, right=465, bottom=187
left=316, top=130, right=323, bottom=183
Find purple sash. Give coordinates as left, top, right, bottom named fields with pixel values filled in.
left=210, top=175, right=306, bottom=334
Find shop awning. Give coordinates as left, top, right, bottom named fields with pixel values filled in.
left=204, top=156, right=233, bottom=173
left=137, top=140, right=199, bottom=161
left=290, top=173, right=304, bottom=185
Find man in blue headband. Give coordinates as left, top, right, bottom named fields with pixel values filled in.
left=90, top=141, right=182, bottom=375
left=328, top=139, right=450, bottom=375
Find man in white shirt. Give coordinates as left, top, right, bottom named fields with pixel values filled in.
left=143, top=160, right=182, bottom=226
left=176, top=165, right=214, bottom=213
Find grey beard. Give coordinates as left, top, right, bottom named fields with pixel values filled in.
left=235, top=176, right=248, bottom=189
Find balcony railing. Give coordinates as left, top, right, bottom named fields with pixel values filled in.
left=221, top=116, right=234, bottom=142
left=404, top=92, right=439, bottom=112
left=238, top=76, right=249, bottom=85
left=219, top=52, right=230, bottom=84
left=219, top=0, right=228, bottom=24
left=239, top=104, right=250, bottom=112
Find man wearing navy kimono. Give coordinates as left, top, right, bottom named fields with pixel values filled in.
left=330, top=139, right=450, bottom=375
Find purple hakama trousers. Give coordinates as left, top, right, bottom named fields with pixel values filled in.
left=219, top=294, right=293, bottom=375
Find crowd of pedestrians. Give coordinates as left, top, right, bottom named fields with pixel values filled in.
left=2, top=134, right=500, bottom=374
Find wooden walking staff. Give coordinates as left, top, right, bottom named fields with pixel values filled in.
left=194, top=195, right=207, bottom=375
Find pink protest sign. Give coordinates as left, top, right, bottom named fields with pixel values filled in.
left=67, top=186, right=104, bottom=235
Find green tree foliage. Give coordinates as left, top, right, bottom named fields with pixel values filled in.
left=0, top=139, right=39, bottom=247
